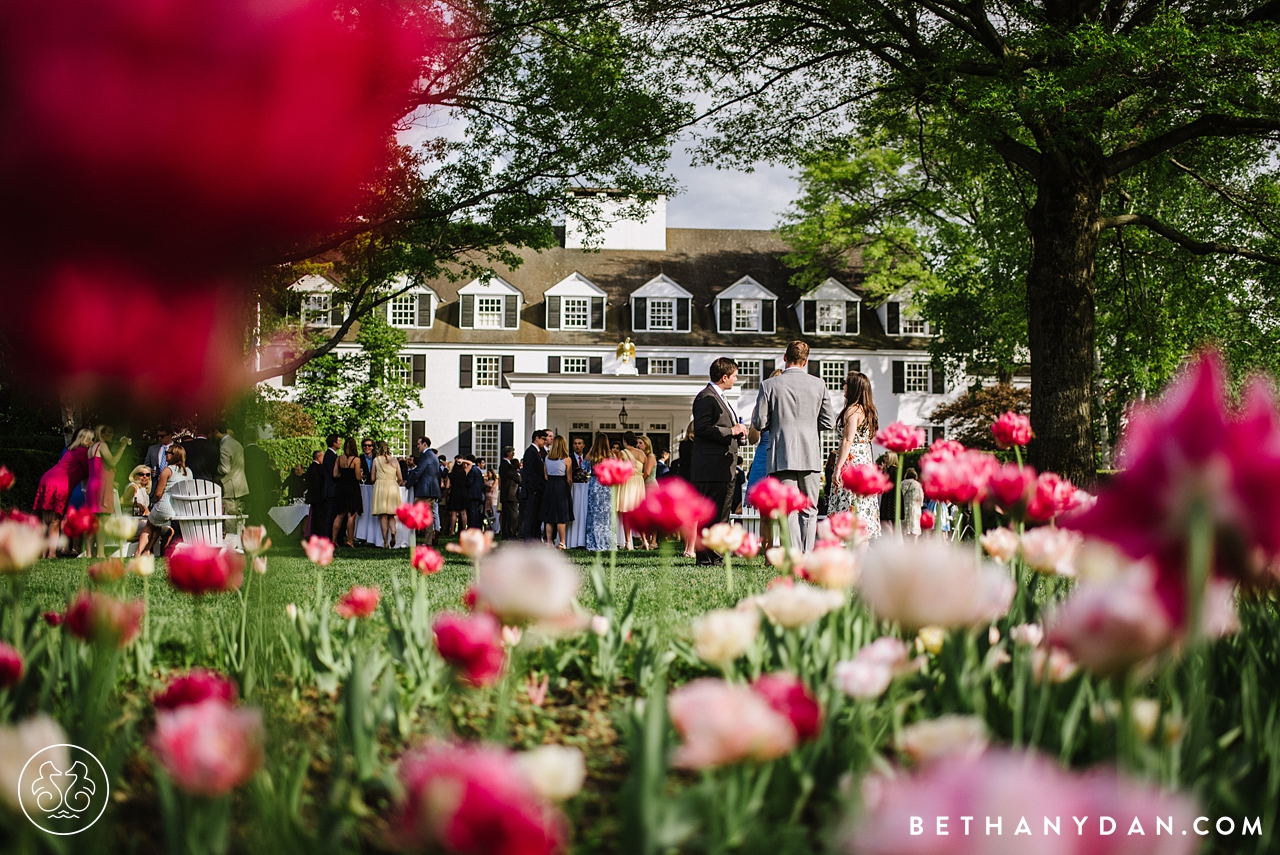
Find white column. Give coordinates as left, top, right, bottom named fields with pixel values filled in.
left=533, top=393, right=549, bottom=435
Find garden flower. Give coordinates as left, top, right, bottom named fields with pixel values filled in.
left=87, top=558, right=126, bottom=584
left=701, top=522, right=746, bottom=555
left=979, top=527, right=1019, bottom=562
left=128, top=555, right=155, bottom=577
left=515, top=745, right=587, bottom=802
left=63, top=506, right=97, bottom=538
left=394, top=742, right=568, bottom=855
left=592, top=457, right=634, bottom=486
left=765, top=546, right=801, bottom=570
left=919, top=509, right=934, bottom=530
left=874, top=422, right=926, bottom=453
left=284, top=603, right=297, bottom=622
left=914, top=626, right=945, bottom=656
left=1008, top=623, right=1044, bottom=647
left=302, top=535, right=334, bottom=566
left=857, top=540, right=1015, bottom=629
left=833, top=637, right=920, bottom=700
left=101, top=514, right=137, bottom=541
left=843, top=750, right=1198, bottom=855
left=1045, top=570, right=1175, bottom=675
left=168, top=543, right=244, bottom=594
left=623, top=478, right=715, bottom=539
left=1019, top=526, right=1083, bottom=576
left=0, top=716, right=67, bottom=814
left=988, top=462, right=1037, bottom=511
left=824, top=510, right=862, bottom=542
left=151, top=699, right=264, bottom=797
left=802, top=544, right=858, bottom=589
left=692, top=608, right=759, bottom=666
left=447, top=528, right=495, bottom=559
left=751, top=673, right=822, bottom=742
left=252, top=556, right=267, bottom=575
left=153, top=669, right=238, bottom=711
left=897, top=715, right=988, bottom=764
left=239, top=525, right=270, bottom=555
left=0, top=643, right=24, bottom=688
left=42, top=611, right=63, bottom=627
left=475, top=546, right=580, bottom=623
left=747, top=581, right=844, bottom=628
left=668, top=679, right=798, bottom=768
left=0, top=467, right=12, bottom=490
left=920, top=439, right=965, bottom=466
left=990, top=411, right=1033, bottom=448
left=840, top=463, right=891, bottom=495
left=396, top=501, right=434, bottom=530
left=433, top=612, right=506, bottom=687
left=1025, top=471, right=1078, bottom=523
left=502, top=625, right=523, bottom=647
left=64, top=590, right=143, bottom=647
left=0, top=516, right=45, bottom=572
left=411, top=546, right=445, bottom=575
left=590, top=615, right=610, bottom=636
left=1030, top=646, right=1079, bottom=683
left=735, top=531, right=761, bottom=558
left=920, top=449, right=999, bottom=504
left=335, top=585, right=380, bottom=619
left=747, top=476, right=811, bottom=518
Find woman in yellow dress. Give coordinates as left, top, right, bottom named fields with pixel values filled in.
left=371, top=440, right=404, bottom=548
left=615, top=431, right=648, bottom=550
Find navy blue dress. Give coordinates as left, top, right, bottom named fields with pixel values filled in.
left=585, top=472, right=614, bottom=551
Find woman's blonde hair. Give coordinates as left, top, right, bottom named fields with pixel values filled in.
left=128, top=465, right=150, bottom=484
left=547, top=434, right=570, bottom=460
left=376, top=440, right=391, bottom=457
left=637, top=436, right=652, bottom=455
left=94, top=424, right=112, bottom=442
left=71, top=428, right=95, bottom=449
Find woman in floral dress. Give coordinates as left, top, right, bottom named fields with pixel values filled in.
left=826, top=369, right=882, bottom=539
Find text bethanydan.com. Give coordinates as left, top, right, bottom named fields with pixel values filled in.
left=909, top=815, right=1261, bottom=838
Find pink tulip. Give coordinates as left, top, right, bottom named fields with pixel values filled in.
left=474, top=546, right=580, bottom=623
left=446, top=528, right=494, bottom=559
left=394, top=743, right=567, bottom=855
left=64, top=590, right=143, bottom=647
left=411, top=546, right=445, bottom=575
left=593, top=457, right=635, bottom=487
left=988, top=462, right=1037, bottom=511
left=433, top=612, right=506, bottom=687
left=239, top=526, right=270, bottom=555
left=1045, top=569, right=1176, bottom=675
left=751, top=674, right=822, bottom=742
left=920, top=450, right=999, bottom=505
left=874, top=422, right=926, bottom=453
left=990, top=411, right=1034, bottom=448
left=840, top=463, right=892, bottom=495
left=0, top=516, right=47, bottom=572
left=335, top=586, right=380, bottom=619
left=824, top=510, right=861, bottom=542
left=1025, top=471, right=1078, bottom=523
left=919, top=439, right=965, bottom=466
left=167, top=543, right=244, bottom=594
left=153, top=669, right=238, bottom=711
left=151, top=699, right=264, bottom=797
left=302, top=535, right=335, bottom=566
left=858, top=540, right=1014, bottom=629
left=87, top=558, right=126, bottom=585
left=834, top=637, right=920, bottom=700
left=735, top=531, right=761, bottom=558
left=62, top=506, right=98, bottom=538
left=396, top=501, right=434, bottom=531
left=668, top=678, right=798, bottom=768
left=0, top=642, right=24, bottom=688
left=622, top=478, right=715, bottom=539
left=980, top=527, right=1020, bottom=562
left=802, top=544, right=858, bottom=589
left=0, top=467, right=13, bottom=491
left=747, top=476, right=811, bottom=519
left=1019, top=527, right=1082, bottom=576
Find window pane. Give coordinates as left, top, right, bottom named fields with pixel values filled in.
left=903, top=317, right=928, bottom=335
left=733, top=300, right=760, bottom=331
left=304, top=293, right=330, bottom=324
left=649, top=299, right=674, bottom=330
left=817, top=301, right=844, bottom=333
left=738, top=359, right=761, bottom=390
left=563, top=357, right=588, bottom=374
left=821, top=361, right=845, bottom=392
left=821, top=429, right=840, bottom=461
left=395, top=355, right=413, bottom=384
left=473, top=423, right=500, bottom=463
left=476, top=297, right=504, bottom=329
left=905, top=362, right=930, bottom=392
left=562, top=297, right=589, bottom=329
left=390, top=294, right=417, bottom=326
left=475, top=355, right=501, bottom=387
left=650, top=358, right=675, bottom=375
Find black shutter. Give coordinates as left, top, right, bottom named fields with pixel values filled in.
left=932, top=367, right=947, bottom=394
left=460, top=294, right=475, bottom=328
left=850, top=359, right=861, bottom=373
left=802, top=301, right=816, bottom=334
left=761, top=300, right=775, bottom=333
left=412, top=354, right=426, bottom=387
left=762, top=359, right=775, bottom=380
left=591, top=297, right=605, bottom=330
left=410, top=421, right=426, bottom=449
left=330, top=302, right=343, bottom=326
left=547, top=296, right=561, bottom=330
left=500, top=355, right=514, bottom=388
left=718, top=299, right=732, bottom=332
left=676, top=357, right=690, bottom=376
left=676, top=298, right=690, bottom=332
left=808, top=360, right=820, bottom=377
left=931, top=426, right=945, bottom=444
left=459, top=354, right=473, bottom=388
left=636, top=357, right=649, bottom=375
left=500, top=421, right=514, bottom=452
left=504, top=295, right=518, bottom=328
left=589, top=356, right=603, bottom=374
left=845, top=300, right=859, bottom=334
left=892, top=360, right=905, bottom=393
left=548, top=356, right=561, bottom=374
left=458, top=422, right=472, bottom=457
left=633, top=297, right=648, bottom=331
left=417, top=294, right=432, bottom=327
left=886, top=301, right=900, bottom=335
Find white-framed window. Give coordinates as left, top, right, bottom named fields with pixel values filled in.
left=821, top=361, right=846, bottom=392
left=648, top=299, right=675, bottom=330
left=650, top=358, right=676, bottom=375
left=597, top=422, right=617, bottom=431
left=571, top=422, right=592, bottom=430
left=648, top=422, right=668, bottom=431
left=738, top=359, right=762, bottom=390
left=389, top=294, right=417, bottom=327
left=476, top=297, right=504, bottom=329
left=903, top=317, right=929, bottom=335
left=738, top=440, right=757, bottom=471
left=473, top=423, right=501, bottom=463
left=821, top=429, right=840, bottom=462
left=733, top=299, right=761, bottom=332
left=302, top=293, right=332, bottom=326
left=394, top=355, right=413, bottom=384
left=905, top=362, right=931, bottom=392
left=623, top=422, right=641, bottom=431
left=562, top=297, right=590, bottom=330
left=563, top=357, right=589, bottom=374
left=817, top=301, right=844, bottom=333
left=475, top=355, right=501, bottom=387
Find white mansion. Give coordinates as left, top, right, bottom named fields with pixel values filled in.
left=276, top=196, right=959, bottom=465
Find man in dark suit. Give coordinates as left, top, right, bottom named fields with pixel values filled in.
left=305, top=450, right=325, bottom=538
left=184, top=428, right=219, bottom=483
left=145, top=428, right=174, bottom=502
left=321, top=433, right=341, bottom=542
left=692, top=357, right=748, bottom=565
left=465, top=456, right=486, bottom=530
left=498, top=445, right=521, bottom=539
left=404, top=435, right=441, bottom=546
left=519, top=430, right=551, bottom=541
left=242, top=427, right=279, bottom=528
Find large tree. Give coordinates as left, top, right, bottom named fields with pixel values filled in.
left=661, top=0, right=1280, bottom=484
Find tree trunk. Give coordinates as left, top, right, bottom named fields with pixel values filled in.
left=1025, top=146, right=1104, bottom=487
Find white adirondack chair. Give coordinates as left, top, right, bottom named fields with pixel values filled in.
left=731, top=505, right=762, bottom=535
left=170, top=479, right=244, bottom=548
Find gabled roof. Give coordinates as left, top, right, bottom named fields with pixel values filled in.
left=795, top=277, right=861, bottom=304
left=290, top=273, right=339, bottom=293
left=386, top=274, right=438, bottom=297
left=714, top=275, right=777, bottom=302
left=631, top=273, right=692, bottom=300
left=544, top=271, right=607, bottom=297
left=457, top=275, right=523, bottom=298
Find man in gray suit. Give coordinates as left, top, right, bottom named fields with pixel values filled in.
left=751, top=341, right=836, bottom=551
left=213, top=422, right=249, bottom=534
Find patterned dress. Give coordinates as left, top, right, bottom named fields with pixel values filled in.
left=826, top=412, right=882, bottom=539
left=585, top=471, right=614, bottom=551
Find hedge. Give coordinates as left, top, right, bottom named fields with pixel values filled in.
left=0, top=448, right=63, bottom=512
left=257, top=436, right=324, bottom=474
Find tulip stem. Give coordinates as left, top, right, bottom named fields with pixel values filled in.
left=894, top=457, right=903, bottom=543
left=724, top=553, right=734, bottom=596
left=971, top=500, right=983, bottom=566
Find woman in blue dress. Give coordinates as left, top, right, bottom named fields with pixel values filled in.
left=585, top=433, right=615, bottom=551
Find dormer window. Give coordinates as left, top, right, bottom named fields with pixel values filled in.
left=385, top=279, right=438, bottom=329
left=546, top=272, right=606, bottom=332
left=476, top=296, right=505, bottom=328
left=714, top=276, right=777, bottom=334
left=882, top=296, right=933, bottom=336
left=796, top=278, right=860, bottom=335
left=459, top=276, right=522, bottom=330
left=733, top=299, right=761, bottom=331
left=648, top=299, right=674, bottom=330
left=630, top=273, right=692, bottom=333
left=290, top=274, right=344, bottom=327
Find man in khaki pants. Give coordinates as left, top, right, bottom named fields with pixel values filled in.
left=213, top=422, right=248, bottom=534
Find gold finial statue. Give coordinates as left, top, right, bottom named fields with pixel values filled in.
left=615, top=336, right=636, bottom=362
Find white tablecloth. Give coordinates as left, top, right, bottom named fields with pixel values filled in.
left=567, top=482, right=589, bottom=548
left=268, top=502, right=311, bottom=535
left=356, top=484, right=411, bottom=547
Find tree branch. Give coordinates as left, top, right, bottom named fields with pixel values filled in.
left=991, top=133, right=1041, bottom=178
left=1105, top=114, right=1280, bottom=176
left=1096, top=212, right=1280, bottom=264
left=247, top=277, right=388, bottom=383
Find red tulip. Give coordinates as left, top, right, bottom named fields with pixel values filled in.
left=990, top=411, right=1033, bottom=448
left=151, top=699, right=264, bottom=797
left=62, top=506, right=98, bottom=538
left=433, top=612, right=505, bottom=687
left=411, top=546, right=445, bottom=575
left=840, top=463, right=891, bottom=496
left=64, top=590, right=143, bottom=647
left=42, top=611, right=64, bottom=627
left=154, top=669, right=238, bottom=711
left=622, top=478, right=714, bottom=539
left=335, top=585, right=380, bottom=619
left=874, top=422, right=926, bottom=454
left=748, top=476, right=811, bottom=519
left=1025, top=472, right=1078, bottom=523
left=167, top=543, right=244, bottom=594
left=0, top=466, right=14, bottom=491
left=593, top=457, right=635, bottom=487
left=0, top=642, right=25, bottom=688
left=397, top=501, right=434, bottom=531
left=919, top=510, right=935, bottom=530
left=751, top=673, right=822, bottom=742
left=989, top=462, right=1037, bottom=511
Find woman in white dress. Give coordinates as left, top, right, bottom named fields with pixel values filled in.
left=826, top=369, right=882, bottom=540
left=138, top=445, right=192, bottom=555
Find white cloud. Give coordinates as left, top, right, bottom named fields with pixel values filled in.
left=665, top=148, right=799, bottom=231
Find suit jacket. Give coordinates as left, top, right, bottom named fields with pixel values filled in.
left=243, top=443, right=279, bottom=506
left=218, top=435, right=249, bottom=499
left=322, top=447, right=339, bottom=499
left=305, top=461, right=325, bottom=504
left=691, top=384, right=740, bottom=483
left=751, top=367, right=837, bottom=474
left=676, top=438, right=694, bottom=481
left=467, top=467, right=486, bottom=501
left=521, top=444, right=547, bottom=495
left=184, top=437, right=218, bottom=483
left=499, top=458, right=521, bottom=503
left=405, top=449, right=442, bottom=499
